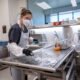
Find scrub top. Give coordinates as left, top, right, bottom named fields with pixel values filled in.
left=8, top=23, right=28, bottom=44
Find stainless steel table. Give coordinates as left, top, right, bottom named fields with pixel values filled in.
left=0, top=47, right=76, bottom=80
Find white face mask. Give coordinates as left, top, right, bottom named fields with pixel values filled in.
left=23, top=19, right=32, bottom=28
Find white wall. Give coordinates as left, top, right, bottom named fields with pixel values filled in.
left=8, top=0, right=18, bottom=25
left=0, top=0, right=10, bottom=41
left=18, top=0, right=27, bottom=11
left=0, top=0, right=27, bottom=41
left=8, top=0, right=27, bottom=25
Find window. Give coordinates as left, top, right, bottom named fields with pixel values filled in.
left=50, top=14, right=58, bottom=22
left=59, top=12, right=72, bottom=21
left=74, top=11, right=80, bottom=20
left=46, top=9, right=80, bottom=24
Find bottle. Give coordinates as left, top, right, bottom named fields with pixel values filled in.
left=54, top=37, right=61, bottom=51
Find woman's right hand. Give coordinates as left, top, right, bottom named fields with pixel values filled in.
left=23, top=49, right=32, bottom=56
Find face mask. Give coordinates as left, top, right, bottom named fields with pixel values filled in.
left=23, top=19, right=32, bottom=28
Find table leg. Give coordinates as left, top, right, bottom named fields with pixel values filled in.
left=25, top=75, right=28, bottom=80
left=39, top=74, right=47, bottom=80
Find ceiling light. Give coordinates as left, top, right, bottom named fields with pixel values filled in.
left=36, top=2, right=51, bottom=10
left=71, top=0, right=77, bottom=7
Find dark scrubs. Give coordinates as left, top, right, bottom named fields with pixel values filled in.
left=8, top=23, right=28, bottom=44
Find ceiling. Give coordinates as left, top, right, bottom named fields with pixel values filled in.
left=30, top=0, right=80, bottom=9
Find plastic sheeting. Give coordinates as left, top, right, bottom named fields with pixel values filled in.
left=12, top=46, right=72, bottom=68
left=33, top=48, right=58, bottom=67
left=8, top=43, right=73, bottom=68
left=15, top=47, right=58, bottom=67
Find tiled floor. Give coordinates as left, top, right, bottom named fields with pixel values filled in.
left=0, top=68, right=12, bottom=80
left=1, top=68, right=79, bottom=80
left=0, top=68, right=62, bottom=80
left=0, top=68, right=36, bottom=80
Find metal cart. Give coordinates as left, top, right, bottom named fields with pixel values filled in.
left=0, top=47, right=76, bottom=80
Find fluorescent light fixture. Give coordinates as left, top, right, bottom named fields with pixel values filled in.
left=36, top=2, right=51, bottom=10
left=71, top=0, right=77, bottom=7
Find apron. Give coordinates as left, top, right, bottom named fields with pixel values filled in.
left=11, top=30, right=29, bottom=80
left=19, top=31, right=29, bottom=48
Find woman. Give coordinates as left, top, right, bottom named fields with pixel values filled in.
left=7, top=8, right=34, bottom=80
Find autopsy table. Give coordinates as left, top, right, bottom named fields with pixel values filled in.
left=0, top=46, right=76, bottom=80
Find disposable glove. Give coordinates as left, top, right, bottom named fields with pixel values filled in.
left=23, top=49, right=32, bottom=56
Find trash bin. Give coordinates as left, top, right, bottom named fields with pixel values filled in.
left=0, top=46, right=9, bottom=70
left=0, top=46, right=9, bottom=58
